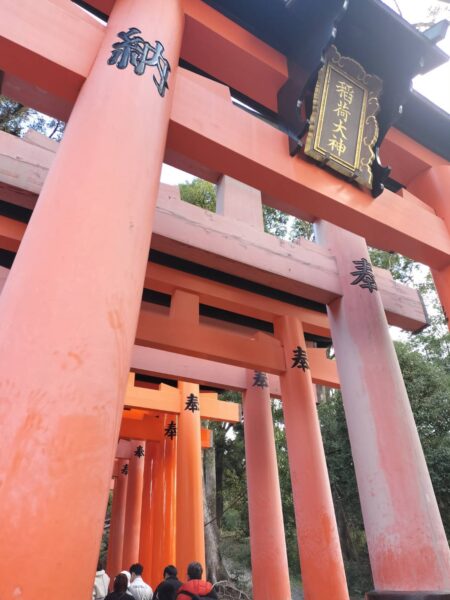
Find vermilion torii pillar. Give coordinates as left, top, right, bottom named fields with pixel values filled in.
left=108, top=458, right=129, bottom=582
left=152, top=416, right=178, bottom=585
left=176, top=381, right=206, bottom=580
left=139, top=442, right=156, bottom=575
left=149, top=441, right=165, bottom=585
left=408, top=167, right=450, bottom=331
left=274, top=315, right=349, bottom=600
left=0, top=0, right=183, bottom=597
left=123, top=440, right=146, bottom=568
left=243, top=370, right=292, bottom=600
left=315, top=221, right=450, bottom=594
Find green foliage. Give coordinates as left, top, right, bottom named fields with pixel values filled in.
left=409, top=272, right=450, bottom=371
left=179, top=178, right=216, bottom=212
left=0, top=96, right=32, bottom=136
left=369, top=248, right=419, bottom=284
left=0, top=95, right=65, bottom=140
left=262, top=205, right=290, bottom=238
left=368, top=248, right=449, bottom=370
left=220, top=534, right=251, bottom=569
left=290, top=218, right=314, bottom=242
left=395, top=341, right=450, bottom=535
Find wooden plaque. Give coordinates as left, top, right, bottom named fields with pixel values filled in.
left=304, top=45, right=382, bottom=190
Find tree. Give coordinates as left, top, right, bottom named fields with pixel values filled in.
left=179, top=178, right=216, bottom=211
left=0, top=94, right=65, bottom=139
left=369, top=248, right=419, bottom=284
left=290, top=217, right=314, bottom=242
left=203, top=446, right=230, bottom=582
left=368, top=248, right=449, bottom=370
left=262, top=205, right=290, bottom=238
left=0, top=96, right=30, bottom=136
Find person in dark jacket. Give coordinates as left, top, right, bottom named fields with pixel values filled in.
left=176, top=563, right=217, bottom=600
left=105, top=573, right=135, bottom=600
left=154, top=565, right=182, bottom=600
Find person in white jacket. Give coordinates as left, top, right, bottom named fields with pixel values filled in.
left=93, top=558, right=110, bottom=600
left=128, top=563, right=153, bottom=600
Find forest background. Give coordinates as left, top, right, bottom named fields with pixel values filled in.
left=0, top=1, right=449, bottom=597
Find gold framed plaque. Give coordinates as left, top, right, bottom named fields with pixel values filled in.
left=304, top=45, right=382, bottom=189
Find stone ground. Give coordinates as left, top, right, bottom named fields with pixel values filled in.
left=290, top=582, right=304, bottom=600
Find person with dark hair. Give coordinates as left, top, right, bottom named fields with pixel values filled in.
left=104, top=573, right=134, bottom=600
left=93, top=557, right=110, bottom=600
left=128, top=563, right=153, bottom=600
left=176, top=562, right=217, bottom=600
left=154, top=565, right=182, bottom=600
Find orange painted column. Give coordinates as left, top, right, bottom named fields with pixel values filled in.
left=123, top=440, right=146, bottom=569
left=315, top=220, right=450, bottom=592
left=163, top=414, right=178, bottom=567
left=243, top=370, right=291, bottom=600
left=139, top=443, right=156, bottom=573
left=150, top=441, right=165, bottom=587
left=176, top=382, right=205, bottom=579
left=274, top=315, right=349, bottom=600
left=107, top=458, right=129, bottom=581
left=152, top=415, right=178, bottom=586
left=408, top=166, right=450, bottom=331
left=0, top=0, right=183, bottom=597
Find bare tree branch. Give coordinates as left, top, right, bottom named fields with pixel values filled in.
left=49, top=120, right=61, bottom=139
left=392, top=0, right=404, bottom=17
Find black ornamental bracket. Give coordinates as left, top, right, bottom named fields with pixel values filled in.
left=276, top=0, right=448, bottom=197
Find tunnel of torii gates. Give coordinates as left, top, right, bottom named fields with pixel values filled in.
left=1, top=0, right=450, bottom=599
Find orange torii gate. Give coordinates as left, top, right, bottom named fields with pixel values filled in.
left=0, top=129, right=430, bottom=334
left=0, top=1, right=449, bottom=599
left=108, top=376, right=240, bottom=587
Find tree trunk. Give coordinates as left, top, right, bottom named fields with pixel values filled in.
left=203, top=447, right=229, bottom=582
left=215, top=426, right=226, bottom=529
left=332, top=482, right=356, bottom=561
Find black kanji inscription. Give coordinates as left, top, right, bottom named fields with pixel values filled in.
left=291, top=346, right=310, bottom=371
left=134, top=444, right=145, bottom=458
left=107, top=27, right=171, bottom=96
left=121, top=464, right=129, bottom=475
left=185, top=393, right=200, bottom=413
left=165, top=420, right=177, bottom=439
left=350, top=258, right=378, bottom=293
left=252, top=370, right=269, bottom=388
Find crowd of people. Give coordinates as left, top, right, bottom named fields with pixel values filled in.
left=93, top=560, right=218, bottom=600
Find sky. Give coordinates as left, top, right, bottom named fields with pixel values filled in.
left=382, top=0, right=450, bottom=111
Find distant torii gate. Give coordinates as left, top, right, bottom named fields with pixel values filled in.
left=110, top=376, right=241, bottom=587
